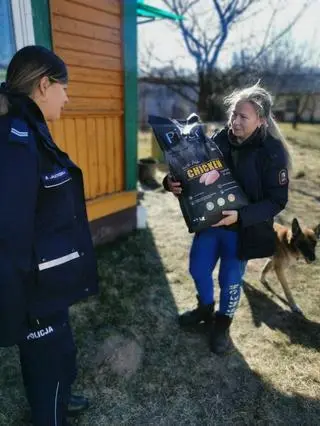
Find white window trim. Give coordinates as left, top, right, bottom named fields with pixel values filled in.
left=11, top=0, right=35, bottom=49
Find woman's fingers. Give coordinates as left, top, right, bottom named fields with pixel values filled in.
left=168, top=179, right=182, bottom=194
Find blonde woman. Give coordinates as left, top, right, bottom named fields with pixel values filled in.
left=164, top=83, right=290, bottom=355
left=0, top=46, right=98, bottom=425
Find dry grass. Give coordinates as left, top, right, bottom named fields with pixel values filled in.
left=280, top=123, right=320, bottom=151
left=0, top=125, right=319, bottom=426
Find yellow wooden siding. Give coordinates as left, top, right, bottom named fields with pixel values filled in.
left=67, top=82, right=122, bottom=100
left=54, top=32, right=121, bottom=58
left=66, top=66, right=122, bottom=85
left=52, top=15, right=121, bottom=44
left=87, top=191, right=137, bottom=222
left=56, top=49, right=122, bottom=73
left=62, top=98, right=123, bottom=115
left=113, top=115, right=124, bottom=190
left=51, top=0, right=121, bottom=28
left=96, top=117, right=107, bottom=194
left=65, top=0, right=121, bottom=15
left=48, top=0, right=133, bottom=218
left=48, top=116, right=123, bottom=200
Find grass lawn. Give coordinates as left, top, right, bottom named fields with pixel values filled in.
left=0, top=124, right=319, bottom=425
left=280, top=123, right=320, bottom=151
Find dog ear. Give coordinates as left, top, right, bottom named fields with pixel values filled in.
left=313, top=223, right=320, bottom=239
left=292, top=218, right=302, bottom=238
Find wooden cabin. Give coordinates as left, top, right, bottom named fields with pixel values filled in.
left=1, top=0, right=182, bottom=244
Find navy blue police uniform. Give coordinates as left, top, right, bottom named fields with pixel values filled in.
left=0, top=95, right=98, bottom=425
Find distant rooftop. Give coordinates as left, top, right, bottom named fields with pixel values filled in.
left=261, top=73, right=320, bottom=95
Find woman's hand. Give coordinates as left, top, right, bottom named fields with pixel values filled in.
left=212, top=210, right=238, bottom=227
left=167, top=176, right=182, bottom=196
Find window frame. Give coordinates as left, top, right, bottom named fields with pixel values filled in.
left=0, top=0, right=35, bottom=80
left=11, top=0, right=35, bottom=49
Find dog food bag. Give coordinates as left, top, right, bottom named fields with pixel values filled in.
left=148, top=113, right=249, bottom=233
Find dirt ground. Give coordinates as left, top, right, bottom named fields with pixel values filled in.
left=0, top=127, right=319, bottom=425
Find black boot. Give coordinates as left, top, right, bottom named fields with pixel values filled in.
left=23, top=394, right=88, bottom=424
left=210, top=314, right=233, bottom=355
left=67, top=394, right=90, bottom=417
left=179, top=295, right=215, bottom=328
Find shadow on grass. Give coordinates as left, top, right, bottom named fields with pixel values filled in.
left=243, top=280, right=320, bottom=352
left=72, top=231, right=320, bottom=425
left=257, top=277, right=293, bottom=308
left=0, top=229, right=319, bottom=425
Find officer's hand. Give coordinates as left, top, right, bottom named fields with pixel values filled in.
left=212, top=210, right=238, bottom=227
left=167, top=176, right=182, bottom=196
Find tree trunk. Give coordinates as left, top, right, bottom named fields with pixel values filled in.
left=197, top=71, right=212, bottom=122
left=292, top=97, right=300, bottom=129
left=309, top=95, right=316, bottom=124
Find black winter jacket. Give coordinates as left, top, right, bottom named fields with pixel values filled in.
left=213, top=127, right=289, bottom=259
left=164, top=126, right=289, bottom=260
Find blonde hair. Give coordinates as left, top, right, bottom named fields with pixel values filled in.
left=224, top=82, right=292, bottom=170
left=0, top=67, right=48, bottom=115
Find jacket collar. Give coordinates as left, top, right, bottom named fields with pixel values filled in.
left=9, top=93, right=46, bottom=124
left=10, top=95, right=58, bottom=150
left=9, top=94, right=78, bottom=169
left=227, top=126, right=265, bottom=149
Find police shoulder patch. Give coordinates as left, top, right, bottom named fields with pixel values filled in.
left=279, top=168, right=288, bottom=185
left=9, top=118, right=29, bottom=144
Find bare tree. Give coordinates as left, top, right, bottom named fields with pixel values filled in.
left=139, top=43, right=198, bottom=106
left=241, top=36, right=320, bottom=128
left=141, top=0, right=314, bottom=120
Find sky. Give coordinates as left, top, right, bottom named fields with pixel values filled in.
left=138, top=0, right=320, bottom=72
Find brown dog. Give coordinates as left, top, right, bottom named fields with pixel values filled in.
left=260, top=218, right=320, bottom=314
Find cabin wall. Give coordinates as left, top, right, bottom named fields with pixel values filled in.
left=48, top=0, right=136, bottom=223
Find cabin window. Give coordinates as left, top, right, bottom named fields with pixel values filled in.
left=0, top=0, right=34, bottom=80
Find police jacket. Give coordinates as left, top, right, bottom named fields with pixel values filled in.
left=163, top=126, right=289, bottom=260
left=0, top=95, right=99, bottom=347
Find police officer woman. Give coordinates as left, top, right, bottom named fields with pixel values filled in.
left=164, top=83, right=290, bottom=355
left=0, top=46, right=98, bottom=425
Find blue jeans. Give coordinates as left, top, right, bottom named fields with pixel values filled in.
left=189, top=227, right=247, bottom=317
